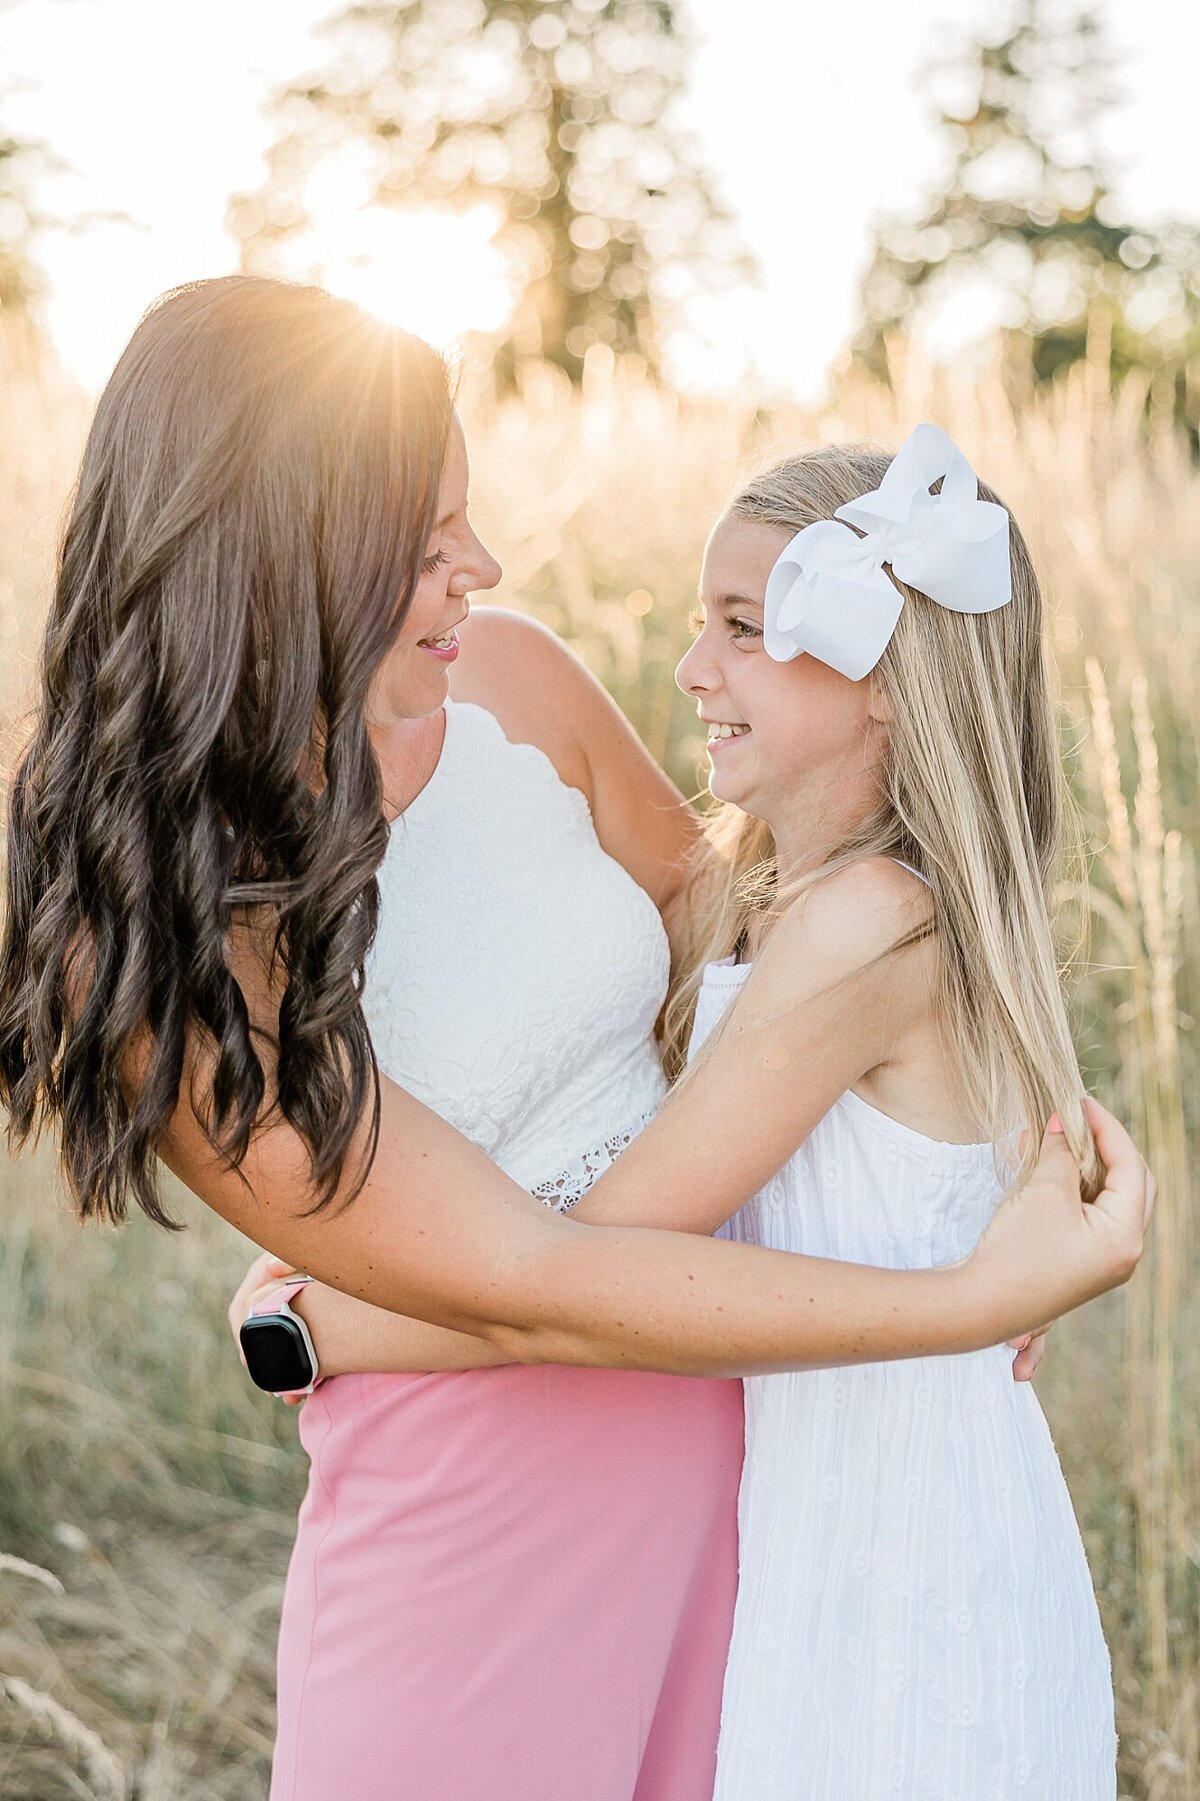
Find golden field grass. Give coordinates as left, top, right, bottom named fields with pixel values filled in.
left=0, top=310, right=1197, bottom=1798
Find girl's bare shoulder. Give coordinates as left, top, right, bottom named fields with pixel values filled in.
left=750, top=856, right=936, bottom=1011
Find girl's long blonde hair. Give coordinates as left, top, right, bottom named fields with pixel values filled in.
left=661, top=443, right=1101, bottom=1198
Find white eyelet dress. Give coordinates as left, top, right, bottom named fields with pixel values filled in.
left=693, top=956, right=1117, bottom=1801
left=269, top=700, right=744, bottom=1801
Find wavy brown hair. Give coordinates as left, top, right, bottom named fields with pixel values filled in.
left=0, top=274, right=453, bottom=1228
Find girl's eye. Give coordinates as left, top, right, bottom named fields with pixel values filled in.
left=687, top=607, right=705, bottom=637
left=731, top=618, right=762, bottom=642
left=422, top=548, right=449, bottom=575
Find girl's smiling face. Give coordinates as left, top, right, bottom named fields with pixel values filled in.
left=677, top=512, right=888, bottom=854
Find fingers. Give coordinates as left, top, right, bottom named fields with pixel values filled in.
left=1030, top=1111, right=1082, bottom=1191
left=229, top=1253, right=299, bottom=1338
left=1037, top=1112, right=1074, bottom=1157
left=1081, top=1097, right=1143, bottom=1196
left=1080, top=1097, right=1151, bottom=1273
left=1011, top=1328, right=1050, bottom=1382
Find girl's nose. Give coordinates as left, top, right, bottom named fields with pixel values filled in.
left=675, top=636, right=712, bottom=698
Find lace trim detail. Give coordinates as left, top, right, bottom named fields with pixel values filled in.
left=531, top=1107, right=660, bottom=1212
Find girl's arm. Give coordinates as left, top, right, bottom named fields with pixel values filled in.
left=195, top=874, right=1150, bottom=1382
left=232, top=864, right=916, bottom=1378
left=573, top=858, right=941, bottom=1235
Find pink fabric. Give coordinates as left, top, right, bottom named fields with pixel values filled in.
left=270, top=1362, right=744, bottom=1801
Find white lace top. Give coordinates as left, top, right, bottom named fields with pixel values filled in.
left=362, top=698, right=670, bottom=1206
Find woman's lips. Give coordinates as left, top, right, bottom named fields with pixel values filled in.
left=418, top=630, right=460, bottom=663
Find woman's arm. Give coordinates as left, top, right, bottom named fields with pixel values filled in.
left=230, top=861, right=1120, bottom=1382
left=227, top=1253, right=508, bottom=1382
left=176, top=905, right=1149, bottom=1381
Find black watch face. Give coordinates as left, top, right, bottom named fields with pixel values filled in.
left=240, top=1314, right=315, bottom=1393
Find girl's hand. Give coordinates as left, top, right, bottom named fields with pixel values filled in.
left=1008, top=1323, right=1053, bottom=1382
left=227, top=1250, right=310, bottom=1405
left=966, top=1098, right=1154, bottom=1343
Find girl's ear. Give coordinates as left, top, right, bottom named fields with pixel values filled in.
left=867, top=673, right=892, bottom=725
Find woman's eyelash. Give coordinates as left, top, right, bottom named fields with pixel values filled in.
left=687, top=607, right=705, bottom=635
left=422, top=548, right=449, bottom=574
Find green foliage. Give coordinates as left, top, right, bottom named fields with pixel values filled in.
left=854, top=1, right=1200, bottom=424
left=228, top=0, right=751, bottom=385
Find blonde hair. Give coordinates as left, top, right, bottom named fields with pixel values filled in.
left=662, top=442, right=1101, bottom=1198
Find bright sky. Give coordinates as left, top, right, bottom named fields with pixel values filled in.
left=3, top=0, right=1197, bottom=401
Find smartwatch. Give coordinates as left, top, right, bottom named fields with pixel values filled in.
left=239, top=1276, right=321, bottom=1396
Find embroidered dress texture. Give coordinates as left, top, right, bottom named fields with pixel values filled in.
left=363, top=697, right=672, bottom=1191
left=696, top=956, right=1117, bottom=1801
left=531, top=1106, right=661, bottom=1211
left=270, top=695, right=744, bottom=1801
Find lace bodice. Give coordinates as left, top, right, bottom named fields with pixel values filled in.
left=362, top=698, right=669, bottom=1203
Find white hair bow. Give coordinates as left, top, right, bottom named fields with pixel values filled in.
left=762, top=423, right=1012, bottom=681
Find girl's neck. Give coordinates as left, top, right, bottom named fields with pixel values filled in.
left=760, top=760, right=881, bottom=885
left=769, top=812, right=860, bottom=887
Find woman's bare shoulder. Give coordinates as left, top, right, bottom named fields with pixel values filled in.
left=448, top=606, right=594, bottom=797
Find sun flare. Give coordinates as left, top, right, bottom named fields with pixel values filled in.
left=290, top=154, right=517, bottom=350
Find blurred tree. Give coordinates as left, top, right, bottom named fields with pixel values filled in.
left=0, top=129, right=46, bottom=310
left=228, top=0, right=750, bottom=384
left=0, top=0, right=132, bottom=321
left=853, top=0, right=1200, bottom=414
left=0, top=0, right=59, bottom=313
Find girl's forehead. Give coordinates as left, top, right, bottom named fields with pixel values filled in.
left=701, top=514, right=792, bottom=597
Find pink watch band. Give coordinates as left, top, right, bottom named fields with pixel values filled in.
left=249, top=1275, right=313, bottom=1318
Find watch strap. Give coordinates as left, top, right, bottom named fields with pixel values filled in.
left=248, top=1274, right=314, bottom=1318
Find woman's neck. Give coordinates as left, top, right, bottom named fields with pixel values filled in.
left=370, top=709, right=448, bottom=821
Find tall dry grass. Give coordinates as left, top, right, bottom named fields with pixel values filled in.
left=0, top=313, right=1196, bottom=1797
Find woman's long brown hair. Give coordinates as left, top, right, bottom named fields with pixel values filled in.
left=0, top=275, right=453, bottom=1227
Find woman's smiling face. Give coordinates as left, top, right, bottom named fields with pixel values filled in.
left=368, top=411, right=502, bottom=726
left=676, top=512, right=883, bottom=837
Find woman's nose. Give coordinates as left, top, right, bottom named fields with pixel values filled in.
left=453, top=535, right=502, bottom=596
left=476, top=542, right=503, bottom=591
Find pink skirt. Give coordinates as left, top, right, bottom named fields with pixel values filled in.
left=270, top=1363, right=744, bottom=1801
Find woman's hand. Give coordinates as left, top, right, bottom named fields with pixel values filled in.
left=227, top=1249, right=310, bottom=1405
left=966, top=1098, right=1155, bottom=1345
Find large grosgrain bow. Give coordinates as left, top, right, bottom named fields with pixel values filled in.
left=762, top=423, right=1012, bottom=681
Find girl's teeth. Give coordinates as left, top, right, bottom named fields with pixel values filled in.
left=424, top=632, right=456, bottom=648
left=709, top=723, right=750, bottom=739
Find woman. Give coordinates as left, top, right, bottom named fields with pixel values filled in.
left=0, top=276, right=1151, bottom=1800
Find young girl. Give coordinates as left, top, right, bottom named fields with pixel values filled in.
left=244, top=423, right=1124, bottom=1795
left=0, top=271, right=1137, bottom=1801
left=671, top=425, right=1118, bottom=1796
